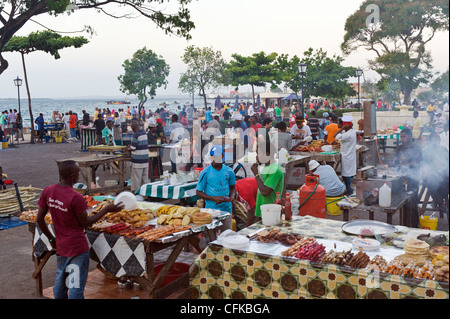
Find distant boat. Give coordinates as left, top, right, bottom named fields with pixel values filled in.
left=106, top=99, right=130, bottom=105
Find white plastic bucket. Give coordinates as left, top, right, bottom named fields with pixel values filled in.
left=261, top=204, right=282, bottom=226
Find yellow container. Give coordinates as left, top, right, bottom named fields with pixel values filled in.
left=1, top=141, right=8, bottom=149
left=326, top=196, right=343, bottom=216
left=55, top=136, right=62, bottom=143
left=419, top=215, right=438, bottom=230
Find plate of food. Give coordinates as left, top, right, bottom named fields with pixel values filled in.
left=341, top=220, right=397, bottom=237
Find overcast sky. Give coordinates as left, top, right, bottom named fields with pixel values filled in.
left=0, top=0, right=448, bottom=99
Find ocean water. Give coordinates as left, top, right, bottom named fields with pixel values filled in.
left=0, top=95, right=250, bottom=127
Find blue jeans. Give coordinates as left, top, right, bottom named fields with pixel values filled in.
left=54, top=251, right=89, bottom=299
left=70, top=128, right=77, bottom=138
left=343, top=176, right=353, bottom=196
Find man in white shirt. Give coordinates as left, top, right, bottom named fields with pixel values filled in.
left=62, top=113, right=70, bottom=130
left=290, top=116, right=311, bottom=148
left=248, top=104, right=255, bottom=116
left=334, top=116, right=357, bottom=196
left=309, top=160, right=346, bottom=197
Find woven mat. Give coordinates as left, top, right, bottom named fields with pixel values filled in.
left=0, top=216, right=27, bottom=231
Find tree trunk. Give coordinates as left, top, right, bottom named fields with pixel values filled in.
left=251, top=85, right=255, bottom=106
left=201, top=87, right=207, bottom=109
left=21, top=53, right=35, bottom=144
left=403, top=87, right=412, bottom=105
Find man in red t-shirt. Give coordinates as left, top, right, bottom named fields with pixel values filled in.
left=37, top=160, right=123, bottom=299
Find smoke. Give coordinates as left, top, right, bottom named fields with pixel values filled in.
left=390, top=132, right=449, bottom=196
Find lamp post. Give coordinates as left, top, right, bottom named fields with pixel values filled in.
left=355, top=68, right=363, bottom=111
left=14, top=76, right=23, bottom=115
left=298, top=63, right=307, bottom=116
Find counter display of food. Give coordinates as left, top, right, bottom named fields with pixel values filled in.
left=189, top=215, right=449, bottom=299
left=21, top=199, right=230, bottom=298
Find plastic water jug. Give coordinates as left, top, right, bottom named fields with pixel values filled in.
left=379, top=183, right=392, bottom=208
left=278, top=148, right=289, bottom=164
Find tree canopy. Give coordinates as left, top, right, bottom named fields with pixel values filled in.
left=3, top=30, right=89, bottom=143
left=118, top=47, right=170, bottom=108
left=226, top=51, right=280, bottom=105
left=0, top=0, right=196, bottom=74
left=178, top=45, right=227, bottom=108
left=341, top=0, right=449, bottom=105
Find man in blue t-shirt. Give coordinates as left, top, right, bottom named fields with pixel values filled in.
left=205, top=107, right=212, bottom=123
left=196, top=146, right=236, bottom=218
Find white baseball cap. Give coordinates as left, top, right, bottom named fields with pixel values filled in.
left=234, top=113, right=243, bottom=121
left=308, top=160, right=320, bottom=171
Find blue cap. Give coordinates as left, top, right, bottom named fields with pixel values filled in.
left=323, top=112, right=329, bottom=118
left=210, top=145, right=225, bottom=162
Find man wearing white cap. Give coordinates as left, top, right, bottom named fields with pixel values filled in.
left=308, top=160, right=346, bottom=197
left=335, top=116, right=357, bottom=196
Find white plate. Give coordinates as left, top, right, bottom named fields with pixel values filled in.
left=222, top=235, right=250, bottom=249
left=200, top=208, right=221, bottom=218
left=114, top=191, right=138, bottom=210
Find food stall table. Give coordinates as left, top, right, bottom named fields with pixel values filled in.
left=56, top=154, right=128, bottom=195
left=289, top=144, right=367, bottom=172
left=340, top=191, right=415, bottom=227
left=88, top=145, right=128, bottom=174
left=26, top=209, right=230, bottom=298
left=136, top=180, right=198, bottom=206
left=190, top=215, right=449, bottom=299
left=377, top=133, right=400, bottom=153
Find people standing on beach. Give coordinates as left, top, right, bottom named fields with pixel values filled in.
left=36, top=160, right=124, bottom=299
left=15, top=113, right=24, bottom=141
left=35, top=113, right=45, bottom=143
left=93, top=116, right=105, bottom=145
left=93, top=107, right=99, bottom=121
left=128, top=120, right=149, bottom=194
left=7, top=109, right=16, bottom=127
left=0, top=111, right=7, bottom=131
left=62, top=112, right=70, bottom=131
left=68, top=111, right=77, bottom=139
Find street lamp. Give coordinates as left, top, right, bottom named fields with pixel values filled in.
left=14, top=76, right=23, bottom=115
left=298, top=63, right=307, bottom=116
left=355, top=68, right=364, bottom=110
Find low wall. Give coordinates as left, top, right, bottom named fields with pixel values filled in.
left=344, top=107, right=431, bottom=132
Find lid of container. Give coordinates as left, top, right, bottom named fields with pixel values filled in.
left=352, top=237, right=381, bottom=251
left=222, top=235, right=250, bottom=249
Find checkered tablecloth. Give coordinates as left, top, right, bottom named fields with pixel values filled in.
left=377, top=133, right=400, bottom=139
left=32, top=224, right=146, bottom=277
left=136, top=181, right=198, bottom=199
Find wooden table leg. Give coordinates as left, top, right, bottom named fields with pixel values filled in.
left=139, top=237, right=189, bottom=298
left=343, top=209, right=349, bottom=221
left=32, top=250, right=55, bottom=297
